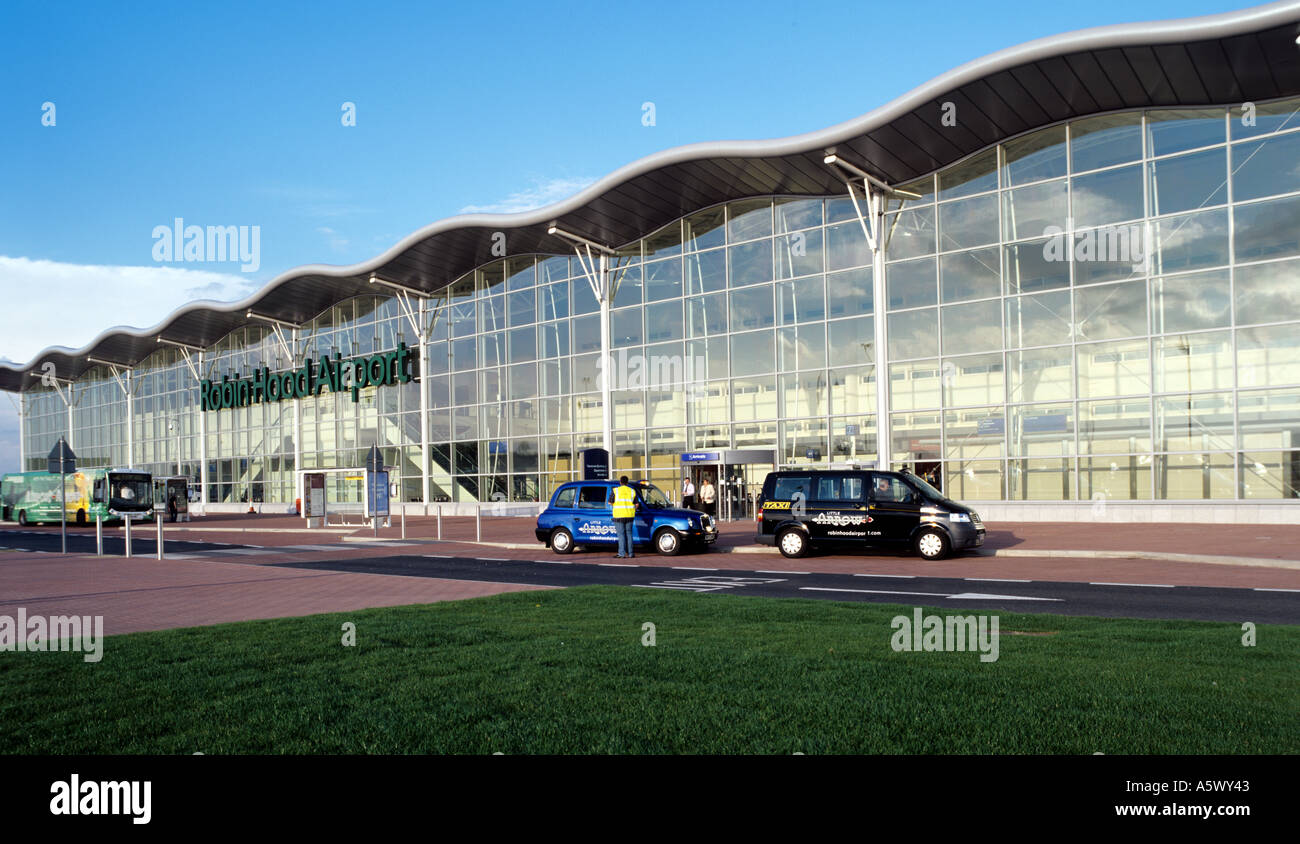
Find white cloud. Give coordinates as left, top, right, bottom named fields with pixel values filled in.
left=459, top=177, right=596, bottom=215
left=0, top=256, right=258, bottom=364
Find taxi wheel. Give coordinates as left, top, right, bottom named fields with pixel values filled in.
left=76, top=509, right=86, bottom=525
left=777, top=528, right=808, bottom=558
left=550, top=527, right=575, bottom=555
left=654, top=528, right=683, bottom=556
left=915, top=529, right=951, bottom=561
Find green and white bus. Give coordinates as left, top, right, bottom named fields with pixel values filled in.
left=1, top=469, right=155, bottom=526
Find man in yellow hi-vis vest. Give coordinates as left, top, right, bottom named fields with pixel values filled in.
left=610, top=475, right=638, bottom=558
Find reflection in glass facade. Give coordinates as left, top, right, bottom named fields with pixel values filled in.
left=19, top=102, right=1300, bottom=504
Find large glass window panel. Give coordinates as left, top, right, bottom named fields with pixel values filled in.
left=1156, top=392, right=1234, bottom=452
left=887, top=258, right=937, bottom=309
left=644, top=300, right=684, bottom=343
left=1077, top=338, right=1150, bottom=398
left=825, top=222, right=871, bottom=271
left=1234, top=195, right=1300, bottom=262
left=1005, top=238, right=1070, bottom=293
left=729, top=284, right=775, bottom=331
left=780, top=371, right=830, bottom=417
left=774, top=228, right=824, bottom=279
left=611, top=262, right=642, bottom=307
left=509, top=363, right=537, bottom=401
left=937, top=148, right=998, bottom=200
left=687, top=379, right=730, bottom=428
left=731, top=375, right=777, bottom=421
left=942, top=352, right=1005, bottom=407
left=538, top=256, right=568, bottom=285
left=571, top=274, right=599, bottom=315
left=539, top=358, right=570, bottom=398
left=887, top=308, right=938, bottom=360
left=728, top=239, right=773, bottom=286
left=539, top=320, right=570, bottom=359
left=571, top=314, right=601, bottom=354
left=508, top=326, right=536, bottom=363
left=1070, top=113, right=1142, bottom=172
left=480, top=332, right=507, bottom=367
left=1232, top=97, right=1300, bottom=139
left=826, top=267, right=873, bottom=318
left=1074, top=280, right=1148, bottom=341
left=943, top=406, right=1006, bottom=460
left=1234, top=258, right=1300, bottom=325
left=611, top=308, right=642, bottom=347
left=1155, top=332, right=1234, bottom=393
left=1151, top=208, right=1229, bottom=275
left=1237, top=387, right=1300, bottom=450
left=1079, top=397, right=1151, bottom=453
left=729, top=329, right=776, bottom=377
left=1149, top=147, right=1227, bottom=215
left=479, top=295, right=506, bottom=333
left=890, top=411, right=942, bottom=465
left=686, top=336, right=729, bottom=380
left=1155, top=452, right=1235, bottom=499
left=686, top=292, right=727, bottom=337
left=1237, top=324, right=1300, bottom=388
left=1231, top=131, right=1300, bottom=201
left=1146, top=108, right=1226, bottom=157
left=727, top=199, right=773, bottom=242
left=831, top=414, right=878, bottom=460
left=643, top=221, right=683, bottom=259
left=889, top=359, right=941, bottom=411
left=938, top=193, right=999, bottom=252
left=1002, top=125, right=1067, bottom=186
left=643, top=257, right=682, bottom=301
left=775, top=197, right=824, bottom=233
left=684, top=206, right=726, bottom=252
left=685, top=248, right=727, bottom=294
left=943, top=459, right=1005, bottom=499
left=1239, top=451, right=1300, bottom=499
left=940, top=247, right=1000, bottom=303
left=450, top=301, right=477, bottom=338
left=506, top=258, right=535, bottom=291
left=778, top=323, right=827, bottom=371
left=1007, top=346, right=1073, bottom=403
left=776, top=275, right=826, bottom=324
left=452, top=370, right=478, bottom=405
left=1071, top=164, right=1144, bottom=227
left=829, top=365, right=875, bottom=415
left=827, top=317, right=874, bottom=367
left=1150, top=269, right=1231, bottom=335
left=572, top=352, right=601, bottom=393
left=1080, top=456, right=1150, bottom=500
left=1002, top=179, right=1068, bottom=243
left=1009, top=402, right=1075, bottom=458
left=941, top=300, right=1002, bottom=355
left=884, top=206, right=936, bottom=260
left=1004, top=290, right=1072, bottom=349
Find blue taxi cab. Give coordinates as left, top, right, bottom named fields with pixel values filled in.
left=535, top=480, right=717, bottom=555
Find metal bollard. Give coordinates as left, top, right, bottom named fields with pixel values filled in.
left=475, top=504, right=481, bottom=542
left=437, top=504, right=442, bottom=540
left=156, top=513, right=164, bottom=560
left=401, top=508, right=406, bottom=540
left=124, top=515, right=132, bottom=558
left=96, top=512, right=103, bottom=557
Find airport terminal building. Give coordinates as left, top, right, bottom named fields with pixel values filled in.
left=4, top=4, right=1300, bottom=522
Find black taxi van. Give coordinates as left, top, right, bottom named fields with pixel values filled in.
left=754, top=469, right=984, bottom=560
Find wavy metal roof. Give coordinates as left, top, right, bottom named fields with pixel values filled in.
left=5, top=0, right=1300, bottom=393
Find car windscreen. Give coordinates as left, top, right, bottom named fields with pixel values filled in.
left=905, top=474, right=946, bottom=502
left=636, top=484, right=671, bottom=509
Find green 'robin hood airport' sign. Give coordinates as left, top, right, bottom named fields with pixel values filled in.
left=200, top=342, right=416, bottom=412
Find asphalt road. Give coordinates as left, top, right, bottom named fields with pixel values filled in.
left=274, top=553, right=1300, bottom=624
left=0, top=528, right=252, bottom=557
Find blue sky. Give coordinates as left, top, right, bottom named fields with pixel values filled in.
left=0, top=0, right=1255, bottom=472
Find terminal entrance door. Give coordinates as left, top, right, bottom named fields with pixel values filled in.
left=679, top=449, right=777, bottom=522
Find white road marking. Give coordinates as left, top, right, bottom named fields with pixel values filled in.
left=476, top=557, right=509, bottom=561
left=947, top=592, right=1063, bottom=602
left=672, top=566, right=718, bottom=571
left=422, top=554, right=453, bottom=559
left=965, top=577, right=1032, bottom=583
left=599, top=563, right=638, bottom=567
left=801, top=587, right=1062, bottom=602
left=852, top=573, right=915, bottom=579
left=1253, top=587, right=1300, bottom=593
left=1089, top=582, right=1175, bottom=588
left=756, top=570, right=810, bottom=575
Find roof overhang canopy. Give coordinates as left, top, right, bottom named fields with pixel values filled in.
left=5, top=0, right=1300, bottom=392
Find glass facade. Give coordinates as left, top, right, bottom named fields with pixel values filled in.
left=18, top=101, right=1300, bottom=504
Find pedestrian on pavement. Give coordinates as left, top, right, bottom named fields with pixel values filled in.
left=610, top=475, right=638, bottom=558
left=682, top=476, right=696, bottom=509
left=699, top=475, right=716, bottom=519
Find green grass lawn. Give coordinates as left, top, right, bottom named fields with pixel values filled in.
left=1, top=586, right=1295, bottom=754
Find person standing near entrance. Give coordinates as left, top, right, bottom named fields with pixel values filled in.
left=682, top=476, right=696, bottom=509
left=611, top=475, right=638, bottom=558
left=699, top=475, right=716, bottom=518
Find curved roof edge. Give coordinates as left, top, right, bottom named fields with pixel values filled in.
left=6, top=0, right=1300, bottom=391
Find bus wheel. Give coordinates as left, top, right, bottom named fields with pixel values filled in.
left=915, top=529, right=951, bottom=561
left=550, top=527, right=575, bottom=555
left=76, top=509, right=86, bottom=525
left=17, top=510, right=27, bottom=527
left=777, top=528, right=808, bottom=558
